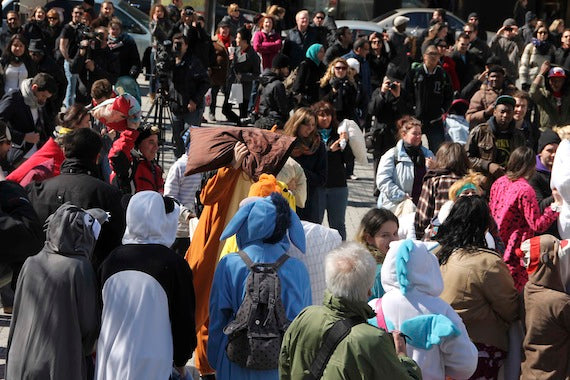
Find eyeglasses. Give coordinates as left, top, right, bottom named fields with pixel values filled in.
left=47, top=16, right=58, bottom=20
left=334, top=66, right=347, bottom=71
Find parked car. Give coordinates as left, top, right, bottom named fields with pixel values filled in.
left=335, top=20, right=388, bottom=40
left=371, top=8, right=494, bottom=41
left=2, top=0, right=151, bottom=58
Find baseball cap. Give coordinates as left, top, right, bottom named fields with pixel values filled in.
left=394, top=16, right=410, bottom=27
left=503, top=18, right=517, bottom=27
left=548, top=67, right=566, bottom=78
left=494, top=95, right=516, bottom=108
left=468, top=12, right=479, bottom=20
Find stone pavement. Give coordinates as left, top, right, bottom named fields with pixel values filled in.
left=0, top=85, right=377, bottom=379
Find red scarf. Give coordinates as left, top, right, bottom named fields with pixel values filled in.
left=217, top=33, right=231, bottom=48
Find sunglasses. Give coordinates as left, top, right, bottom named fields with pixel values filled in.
left=315, top=16, right=324, bottom=20
left=47, top=16, right=58, bottom=20
left=334, top=66, right=347, bottom=71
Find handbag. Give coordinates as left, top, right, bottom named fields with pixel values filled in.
left=229, top=83, right=243, bottom=105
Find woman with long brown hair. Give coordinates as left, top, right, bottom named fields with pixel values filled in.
left=283, top=107, right=327, bottom=223
left=489, top=146, right=563, bottom=291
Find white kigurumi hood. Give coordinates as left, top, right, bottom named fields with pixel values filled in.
left=551, top=139, right=570, bottom=239
left=381, top=239, right=443, bottom=297
left=122, top=191, right=180, bottom=247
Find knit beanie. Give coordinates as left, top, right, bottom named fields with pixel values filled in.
left=537, top=129, right=561, bottom=153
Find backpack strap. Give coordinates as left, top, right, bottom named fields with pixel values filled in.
left=375, top=298, right=388, bottom=331
left=273, top=254, right=289, bottom=269
left=237, top=250, right=255, bottom=268
left=308, top=317, right=364, bottom=379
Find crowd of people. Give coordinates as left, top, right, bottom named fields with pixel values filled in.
left=0, top=0, right=570, bottom=379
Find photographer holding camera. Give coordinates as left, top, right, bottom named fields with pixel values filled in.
left=70, top=26, right=118, bottom=104
left=489, top=19, right=524, bottom=82
left=168, top=33, right=210, bottom=158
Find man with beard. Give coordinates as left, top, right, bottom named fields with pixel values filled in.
left=0, top=73, right=56, bottom=169
left=465, top=95, right=526, bottom=184
left=553, top=29, right=570, bottom=70
left=70, top=26, right=119, bottom=104
left=28, top=39, right=67, bottom=128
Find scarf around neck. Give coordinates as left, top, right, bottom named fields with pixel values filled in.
left=20, top=78, right=40, bottom=109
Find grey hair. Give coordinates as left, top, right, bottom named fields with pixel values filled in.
left=325, top=242, right=377, bottom=302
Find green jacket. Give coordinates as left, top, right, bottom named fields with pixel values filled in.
left=279, top=291, right=422, bottom=380
left=529, top=75, right=570, bottom=130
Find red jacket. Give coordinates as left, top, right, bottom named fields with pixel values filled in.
left=441, top=56, right=460, bottom=92
left=108, top=129, right=164, bottom=193
left=7, top=138, right=64, bottom=186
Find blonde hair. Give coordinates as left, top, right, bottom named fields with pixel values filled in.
left=266, top=5, right=285, bottom=19
left=228, top=3, right=239, bottom=14
left=447, top=171, right=484, bottom=201
left=549, top=19, right=564, bottom=33
left=553, top=125, right=570, bottom=140
left=283, top=107, right=316, bottom=139
left=320, top=58, right=356, bottom=87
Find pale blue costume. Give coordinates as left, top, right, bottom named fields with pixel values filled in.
left=208, top=195, right=312, bottom=380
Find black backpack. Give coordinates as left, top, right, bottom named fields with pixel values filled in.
left=223, top=251, right=291, bottom=370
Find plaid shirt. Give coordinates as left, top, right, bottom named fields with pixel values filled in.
left=414, top=171, right=461, bottom=240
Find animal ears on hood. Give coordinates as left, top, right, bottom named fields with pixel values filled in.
left=396, top=239, right=415, bottom=295
left=220, top=194, right=306, bottom=253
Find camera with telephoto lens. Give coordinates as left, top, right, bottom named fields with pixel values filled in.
left=388, top=81, right=398, bottom=90
left=155, top=40, right=184, bottom=87
left=77, top=23, right=104, bottom=59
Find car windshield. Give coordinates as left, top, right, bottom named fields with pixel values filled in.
left=371, top=10, right=396, bottom=23
left=117, top=0, right=149, bottom=24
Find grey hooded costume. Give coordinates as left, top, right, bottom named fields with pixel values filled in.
left=6, top=203, right=104, bottom=379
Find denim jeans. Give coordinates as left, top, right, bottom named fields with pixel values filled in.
left=171, top=109, right=203, bottom=158
left=324, top=186, right=349, bottom=240
left=63, top=60, right=78, bottom=108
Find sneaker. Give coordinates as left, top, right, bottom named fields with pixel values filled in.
left=209, top=112, right=216, bottom=122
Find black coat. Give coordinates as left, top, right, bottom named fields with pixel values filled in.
left=319, top=77, right=358, bottom=121
left=553, top=47, right=570, bottom=71
left=367, top=88, right=404, bottom=157
left=283, top=26, right=326, bottom=69
left=292, top=58, right=326, bottom=107
left=323, top=41, right=350, bottom=66
left=529, top=166, right=559, bottom=237
left=0, top=89, right=48, bottom=149
left=258, top=69, right=290, bottom=120
left=0, top=181, right=43, bottom=266
left=169, top=51, right=210, bottom=114
left=26, top=158, right=126, bottom=269
left=451, top=50, right=476, bottom=90
left=108, top=33, right=141, bottom=78
left=34, top=54, right=67, bottom=128
left=70, top=46, right=119, bottom=104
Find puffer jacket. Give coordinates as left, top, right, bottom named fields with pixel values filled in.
left=519, top=42, right=557, bottom=88
left=376, top=139, right=434, bottom=210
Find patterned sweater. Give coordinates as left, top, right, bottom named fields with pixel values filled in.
left=414, top=170, right=461, bottom=240
left=489, top=176, right=559, bottom=291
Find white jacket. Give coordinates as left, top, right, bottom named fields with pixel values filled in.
left=376, top=139, right=434, bottom=210
left=381, top=240, right=478, bottom=380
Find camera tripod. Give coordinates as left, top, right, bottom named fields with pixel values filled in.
left=141, top=81, right=175, bottom=168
